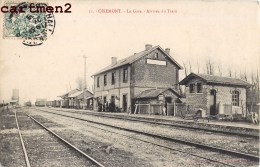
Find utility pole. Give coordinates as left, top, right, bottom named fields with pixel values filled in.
left=83, top=55, right=88, bottom=90
left=83, top=55, right=88, bottom=109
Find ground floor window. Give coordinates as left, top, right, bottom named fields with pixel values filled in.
left=189, top=83, right=195, bottom=93
left=232, top=90, right=239, bottom=106
left=197, top=83, right=202, bottom=93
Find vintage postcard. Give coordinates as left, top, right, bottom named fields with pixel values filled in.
left=0, top=0, right=259, bottom=167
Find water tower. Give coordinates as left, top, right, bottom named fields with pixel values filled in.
left=12, top=89, right=19, bottom=104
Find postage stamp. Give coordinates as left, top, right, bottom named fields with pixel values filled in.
left=3, top=2, right=55, bottom=46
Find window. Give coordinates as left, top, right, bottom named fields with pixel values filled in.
left=111, top=72, right=116, bottom=85
left=104, top=74, right=107, bottom=86
left=189, top=83, right=195, bottom=93
left=197, top=83, right=202, bottom=93
left=123, top=68, right=128, bottom=82
left=97, top=77, right=100, bottom=87
left=232, top=90, right=239, bottom=106
left=155, top=53, right=159, bottom=59
left=111, top=96, right=115, bottom=103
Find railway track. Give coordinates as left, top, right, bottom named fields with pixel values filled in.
left=47, top=107, right=259, bottom=139
left=14, top=109, right=105, bottom=167
left=34, top=107, right=259, bottom=167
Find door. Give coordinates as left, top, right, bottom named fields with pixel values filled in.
left=103, top=96, right=107, bottom=111
left=110, top=96, right=115, bottom=112
left=123, top=94, right=128, bottom=112
left=209, top=90, right=217, bottom=115
left=165, top=97, right=173, bottom=116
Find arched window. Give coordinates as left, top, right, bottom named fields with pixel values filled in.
left=232, top=90, right=239, bottom=106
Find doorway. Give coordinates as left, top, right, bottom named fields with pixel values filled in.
left=209, top=89, right=217, bottom=115
left=165, top=97, right=173, bottom=116
left=123, top=94, right=128, bottom=112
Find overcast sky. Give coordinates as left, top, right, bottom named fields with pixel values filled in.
left=0, top=0, right=259, bottom=103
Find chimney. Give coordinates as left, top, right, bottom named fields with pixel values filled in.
left=111, top=57, right=117, bottom=65
left=165, top=48, right=170, bottom=54
left=145, top=44, right=152, bottom=51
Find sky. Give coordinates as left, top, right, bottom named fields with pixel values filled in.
left=0, top=0, right=259, bottom=103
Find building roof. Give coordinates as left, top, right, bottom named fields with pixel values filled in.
left=68, top=90, right=83, bottom=98
left=135, top=88, right=182, bottom=99
left=58, top=89, right=80, bottom=98
left=77, top=90, right=94, bottom=99
left=179, top=73, right=251, bottom=87
left=93, top=45, right=183, bottom=76
left=67, top=89, right=94, bottom=99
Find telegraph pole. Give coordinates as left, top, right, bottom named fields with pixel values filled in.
left=83, top=55, right=87, bottom=109
left=83, top=55, right=88, bottom=90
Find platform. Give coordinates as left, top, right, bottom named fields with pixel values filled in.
left=45, top=107, right=260, bottom=137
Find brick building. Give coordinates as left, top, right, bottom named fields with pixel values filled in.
left=92, top=44, right=182, bottom=112
left=179, top=73, right=251, bottom=116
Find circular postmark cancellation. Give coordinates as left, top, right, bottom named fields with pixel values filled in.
left=4, top=2, right=55, bottom=46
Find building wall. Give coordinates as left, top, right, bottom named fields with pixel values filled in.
left=206, top=85, right=247, bottom=115
left=93, top=47, right=181, bottom=112
left=94, top=65, right=131, bottom=92
left=185, top=78, right=247, bottom=115
left=119, top=88, right=131, bottom=111
left=94, top=65, right=132, bottom=111
left=93, top=87, right=131, bottom=111
left=131, top=48, right=179, bottom=96
left=185, top=78, right=208, bottom=111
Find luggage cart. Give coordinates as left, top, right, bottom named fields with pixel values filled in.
left=217, top=102, right=233, bottom=121
left=182, top=108, right=210, bottom=122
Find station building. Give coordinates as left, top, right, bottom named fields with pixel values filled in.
left=92, top=44, right=183, bottom=112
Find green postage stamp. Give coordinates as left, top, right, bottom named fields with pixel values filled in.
left=3, top=2, right=55, bottom=46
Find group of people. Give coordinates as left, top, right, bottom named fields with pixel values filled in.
left=97, top=101, right=116, bottom=112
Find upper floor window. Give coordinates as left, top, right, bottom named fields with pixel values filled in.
left=112, top=72, right=116, bottom=85
left=197, top=83, right=202, bottom=93
left=123, top=68, right=128, bottom=82
left=104, top=74, right=107, bottom=86
left=189, top=83, right=195, bottom=93
left=232, top=90, right=239, bottom=106
left=97, top=77, right=100, bottom=87
left=155, top=53, right=159, bottom=59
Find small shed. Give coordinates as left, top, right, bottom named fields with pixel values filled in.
left=58, top=89, right=79, bottom=108
left=68, top=90, right=83, bottom=109
left=179, top=73, right=251, bottom=117
left=77, top=90, right=94, bottom=110
left=134, top=88, right=182, bottom=115
left=67, top=89, right=94, bottom=109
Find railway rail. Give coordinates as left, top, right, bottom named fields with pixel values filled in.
left=14, top=110, right=31, bottom=167
left=46, top=107, right=259, bottom=139
left=15, top=109, right=105, bottom=167
left=34, top=107, right=259, bottom=167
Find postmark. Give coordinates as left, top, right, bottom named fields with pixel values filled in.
left=3, top=2, right=55, bottom=46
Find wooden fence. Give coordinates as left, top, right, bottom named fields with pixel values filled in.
left=134, top=103, right=175, bottom=116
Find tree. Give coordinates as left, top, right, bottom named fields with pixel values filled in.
left=183, top=62, right=188, bottom=77
left=205, top=58, right=214, bottom=75
left=189, top=61, right=192, bottom=73
left=197, top=60, right=200, bottom=73
left=217, top=64, right=222, bottom=76
left=76, top=77, right=84, bottom=91
left=228, top=68, right=232, bottom=77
